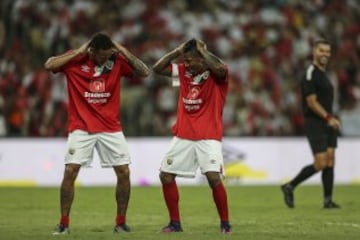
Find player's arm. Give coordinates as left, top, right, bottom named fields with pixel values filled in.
left=196, top=40, right=227, bottom=81
left=306, top=94, right=341, bottom=129
left=44, top=41, right=90, bottom=71
left=112, top=41, right=150, bottom=77
left=152, top=43, right=184, bottom=77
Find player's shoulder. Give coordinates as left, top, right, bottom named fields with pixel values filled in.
left=112, top=52, right=123, bottom=62
left=176, top=63, right=185, bottom=69
left=174, top=63, right=186, bottom=75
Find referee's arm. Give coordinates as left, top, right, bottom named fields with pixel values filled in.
left=306, top=94, right=341, bottom=129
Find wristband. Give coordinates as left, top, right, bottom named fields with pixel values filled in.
left=324, top=114, right=332, bottom=122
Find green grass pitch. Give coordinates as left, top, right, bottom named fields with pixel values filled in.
left=0, top=185, right=359, bottom=239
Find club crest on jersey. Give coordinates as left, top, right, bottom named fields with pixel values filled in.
left=89, top=78, right=105, bottom=92
left=192, top=70, right=210, bottom=85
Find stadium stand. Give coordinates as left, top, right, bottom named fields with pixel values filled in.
left=0, top=0, right=359, bottom=137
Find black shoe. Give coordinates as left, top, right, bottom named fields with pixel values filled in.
left=220, top=222, right=232, bottom=234
left=52, top=224, right=70, bottom=235
left=114, top=223, right=131, bottom=233
left=324, top=201, right=341, bottom=209
left=161, top=221, right=183, bottom=233
left=281, top=184, right=294, bottom=208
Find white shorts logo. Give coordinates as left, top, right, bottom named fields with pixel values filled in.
left=68, top=148, right=75, bottom=155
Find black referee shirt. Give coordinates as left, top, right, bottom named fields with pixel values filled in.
left=301, top=64, right=334, bottom=119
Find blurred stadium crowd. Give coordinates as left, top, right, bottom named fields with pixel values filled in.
left=0, top=0, right=360, bottom=137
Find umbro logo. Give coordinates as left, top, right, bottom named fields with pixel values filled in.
left=81, top=65, right=91, bottom=72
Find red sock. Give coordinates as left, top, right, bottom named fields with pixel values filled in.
left=116, top=215, right=126, bottom=226
left=212, top=182, right=229, bottom=222
left=60, top=215, right=69, bottom=227
left=162, top=181, right=180, bottom=222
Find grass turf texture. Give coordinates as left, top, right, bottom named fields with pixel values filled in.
left=0, top=185, right=359, bottom=240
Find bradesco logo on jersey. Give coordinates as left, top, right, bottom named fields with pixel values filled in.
left=183, top=86, right=203, bottom=112
left=84, top=78, right=111, bottom=104
left=181, top=70, right=209, bottom=112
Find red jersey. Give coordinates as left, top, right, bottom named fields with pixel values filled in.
left=57, top=52, right=133, bottom=133
left=171, top=63, right=229, bottom=140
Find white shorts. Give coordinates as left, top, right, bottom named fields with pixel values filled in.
left=65, top=130, right=131, bottom=168
left=160, top=137, right=224, bottom=178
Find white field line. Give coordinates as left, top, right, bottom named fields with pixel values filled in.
left=326, top=222, right=360, bottom=228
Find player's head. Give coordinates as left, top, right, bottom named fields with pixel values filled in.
left=312, top=39, right=331, bottom=68
left=89, top=33, right=114, bottom=65
left=183, top=39, right=207, bottom=75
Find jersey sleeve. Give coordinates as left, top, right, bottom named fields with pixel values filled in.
left=303, top=65, right=316, bottom=97
left=117, top=54, right=134, bottom=77
left=171, top=63, right=180, bottom=87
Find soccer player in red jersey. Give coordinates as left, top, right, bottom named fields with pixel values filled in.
left=152, top=39, right=232, bottom=234
left=44, top=33, right=150, bottom=234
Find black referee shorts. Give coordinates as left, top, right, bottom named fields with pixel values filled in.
left=304, top=117, right=338, bottom=154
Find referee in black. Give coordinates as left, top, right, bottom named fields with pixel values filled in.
left=281, top=39, right=341, bottom=209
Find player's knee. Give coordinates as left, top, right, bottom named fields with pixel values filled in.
left=114, top=165, right=130, bottom=178
left=206, top=172, right=221, bottom=188
left=327, top=157, right=335, bottom=167
left=159, top=172, right=175, bottom=184
left=64, top=164, right=80, bottom=179
left=314, top=161, right=327, bottom=170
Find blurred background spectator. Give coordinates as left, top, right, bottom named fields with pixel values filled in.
left=0, top=0, right=359, bottom=137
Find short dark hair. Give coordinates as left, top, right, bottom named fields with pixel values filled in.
left=89, top=33, right=113, bottom=50
left=183, top=39, right=197, bottom=53
left=313, top=39, right=331, bottom=48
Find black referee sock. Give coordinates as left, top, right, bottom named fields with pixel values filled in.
left=289, top=164, right=317, bottom=188
left=322, top=167, right=334, bottom=202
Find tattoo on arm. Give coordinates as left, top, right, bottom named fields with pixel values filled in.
left=152, top=49, right=180, bottom=77
left=112, top=41, right=150, bottom=77
left=125, top=54, right=150, bottom=77
left=200, top=50, right=227, bottom=80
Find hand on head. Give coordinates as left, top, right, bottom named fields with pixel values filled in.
left=196, top=39, right=207, bottom=51
left=177, top=38, right=207, bottom=54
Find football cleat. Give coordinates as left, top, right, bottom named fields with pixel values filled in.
left=281, top=184, right=295, bottom=208
left=324, top=201, right=341, bottom=209
left=114, top=223, right=131, bottom=233
left=161, top=221, right=183, bottom=233
left=220, top=222, right=232, bottom=234
left=52, top=224, right=69, bottom=235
